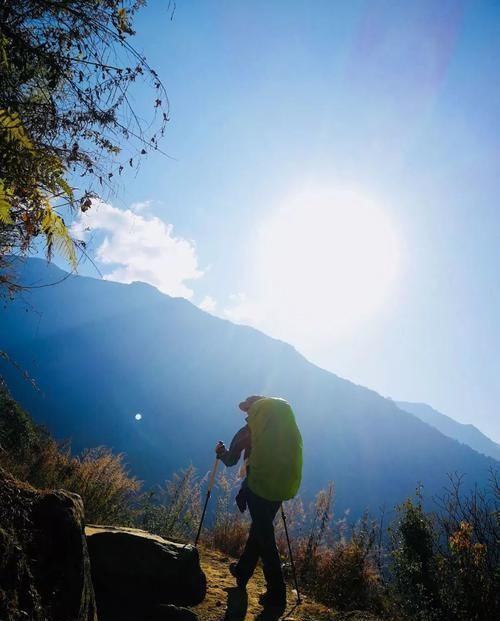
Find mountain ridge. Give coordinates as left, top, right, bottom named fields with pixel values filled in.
left=396, top=400, right=500, bottom=461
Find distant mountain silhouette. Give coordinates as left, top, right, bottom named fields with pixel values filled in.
left=1, top=258, right=497, bottom=518
left=396, top=401, right=500, bottom=462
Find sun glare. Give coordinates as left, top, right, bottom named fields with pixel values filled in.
left=253, top=189, right=401, bottom=342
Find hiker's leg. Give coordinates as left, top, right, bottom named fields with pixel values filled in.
left=235, top=519, right=260, bottom=584
left=246, top=490, right=286, bottom=598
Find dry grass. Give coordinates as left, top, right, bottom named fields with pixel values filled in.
left=0, top=385, right=140, bottom=524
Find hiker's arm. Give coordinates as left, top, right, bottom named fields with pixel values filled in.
left=215, top=426, right=250, bottom=467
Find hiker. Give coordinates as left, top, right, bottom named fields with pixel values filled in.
left=215, top=395, right=303, bottom=609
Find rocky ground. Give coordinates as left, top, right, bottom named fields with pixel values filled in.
left=194, top=546, right=382, bottom=621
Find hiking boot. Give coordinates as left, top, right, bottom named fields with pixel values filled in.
left=258, top=591, right=286, bottom=609
left=229, top=562, right=247, bottom=589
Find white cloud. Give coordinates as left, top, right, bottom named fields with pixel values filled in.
left=71, top=200, right=204, bottom=299
left=130, top=200, right=151, bottom=213
left=198, top=295, right=217, bottom=313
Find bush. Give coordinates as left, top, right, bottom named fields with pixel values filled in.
left=0, top=381, right=50, bottom=479
left=390, top=490, right=442, bottom=620
left=65, top=447, right=140, bottom=524
left=291, top=486, right=383, bottom=613
left=139, top=466, right=201, bottom=541
left=436, top=474, right=500, bottom=621
left=311, top=539, right=381, bottom=610
left=0, top=384, right=140, bottom=524
left=209, top=469, right=249, bottom=556
left=390, top=478, right=500, bottom=621
left=137, top=466, right=249, bottom=553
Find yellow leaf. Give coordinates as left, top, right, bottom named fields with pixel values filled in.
left=0, top=109, right=34, bottom=152
left=0, top=181, right=13, bottom=224
left=41, top=205, right=77, bottom=268
left=117, top=7, right=128, bottom=33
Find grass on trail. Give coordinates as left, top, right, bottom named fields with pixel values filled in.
left=195, top=546, right=381, bottom=621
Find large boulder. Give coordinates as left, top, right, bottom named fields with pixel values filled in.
left=0, top=466, right=98, bottom=621
left=86, top=525, right=205, bottom=621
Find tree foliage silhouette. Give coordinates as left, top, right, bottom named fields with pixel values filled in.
left=0, top=0, right=170, bottom=291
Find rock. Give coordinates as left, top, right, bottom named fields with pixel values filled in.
left=85, top=525, right=206, bottom=621
left=0, top=466, right=98, bottom=621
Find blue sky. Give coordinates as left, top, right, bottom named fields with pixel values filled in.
left=68, top=1, right=500, bottom=441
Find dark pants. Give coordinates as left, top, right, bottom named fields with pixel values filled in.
left=236, top=488, right=285, bottom=597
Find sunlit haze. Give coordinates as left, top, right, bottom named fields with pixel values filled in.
left=225, top=189, right=401, bottom=345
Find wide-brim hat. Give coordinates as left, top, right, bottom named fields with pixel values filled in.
left=238, top=395, right=264, bottom=412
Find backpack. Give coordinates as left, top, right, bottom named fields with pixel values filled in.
left=247, top=397, right=302, bottom=502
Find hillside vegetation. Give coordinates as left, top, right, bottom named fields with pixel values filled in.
left=1, top=386, right=499, bottom=621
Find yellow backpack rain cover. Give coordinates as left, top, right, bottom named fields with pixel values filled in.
left=247, top=397, right=303, bottom=502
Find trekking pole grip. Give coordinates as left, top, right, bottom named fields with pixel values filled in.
left=208, top=457, right=219, bottom=491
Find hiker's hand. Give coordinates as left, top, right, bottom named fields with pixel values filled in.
left=215, top=441, right=226, bottom=456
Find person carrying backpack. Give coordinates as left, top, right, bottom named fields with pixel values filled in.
left=215, top=395, right=303, bottom=610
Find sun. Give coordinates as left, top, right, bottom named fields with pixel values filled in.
left=251, top=188, right=401, bottom=342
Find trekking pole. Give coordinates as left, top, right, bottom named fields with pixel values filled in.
left=195, top=457, right=219, bottom=546
left=281, top=505, right=302, bottom=604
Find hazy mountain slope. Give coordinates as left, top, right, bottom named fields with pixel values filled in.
left=397, top=401, right=500, bottom=461
left=0, top=258, right=497, bottom=517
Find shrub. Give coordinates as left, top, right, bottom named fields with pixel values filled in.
left=295, top=484, right=333, bottom=585
left=277, top=484, right=383, bottom=613
left=390, top=477, right=500, bottom=621
left=312, top=539, right=381, bottom=610
left=209, top=469, right=249, bottom=556
left=0, top=384, right=140, bottom=524
left=435, top=474, right=500, bottom=621
left=390, top=489, right=441, bottom=620
left=139, top=466, right=201, bottom=541
left=0, top=381, right=50, bottom=479
left=65, top=447, right=140, bottom=524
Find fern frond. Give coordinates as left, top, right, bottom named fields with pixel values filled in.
left=0, top=180, right=13, bottom=224
left=0, top=34, right=9, bottom=69
left=56, top=176, right=75, bottom=204
left=41, top=155, right=75, bottom=207
left=0, top=109, right=34, bottom=152
left=41, top=204, right=77, bottom=268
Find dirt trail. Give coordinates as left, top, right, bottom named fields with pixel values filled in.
left=193, top=546, right=378, bottom=621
